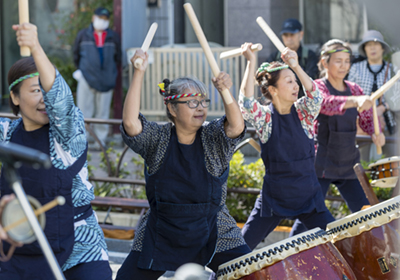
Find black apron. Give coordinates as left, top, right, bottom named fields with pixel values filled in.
left=260, top=104, right=326, bottom=217
left=138, top=126, right=228, bottom=271
left=315, top=78, right=359, bottom=179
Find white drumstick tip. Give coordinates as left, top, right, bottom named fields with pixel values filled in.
left=134, top=22, right=158, bottom=69
left=57, top=196, right=66, bottom=206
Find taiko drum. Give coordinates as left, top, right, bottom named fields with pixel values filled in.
left=217, top=228, right=356, bottom=280
left=327, top=195, right=400, bottom=280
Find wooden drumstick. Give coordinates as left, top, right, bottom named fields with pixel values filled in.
left=371, top=71, right=400, bottom=101
left=184, top=3, right=233, bottom=105
left=372, top=104, right=382, bottom=155
left=248, top=138, right=261, bottom=153
left=134, top=23, right=158, bottom=69
left=256, top=17, right=296, bottom=67
left=18, top=0, right=30, bottom=57
left=3, top=196, right=65, bottom=232
left=220, top=44, right=263, bottom=60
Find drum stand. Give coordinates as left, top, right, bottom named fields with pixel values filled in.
left=1, top=163, right=65, bottom=280
left=354, top=163, right=380, bottom=205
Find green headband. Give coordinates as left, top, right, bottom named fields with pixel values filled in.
left=9, top=72, right=39, bottom=92
left=320, top=48, right=350, bottom=56
left=257, top=62, right=289, bottom=74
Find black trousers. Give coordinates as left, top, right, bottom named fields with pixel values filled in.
left=116, top=244, right=251, bottom=280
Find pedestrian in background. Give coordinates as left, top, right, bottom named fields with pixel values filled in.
left=73, top=7, right=121, bottom=149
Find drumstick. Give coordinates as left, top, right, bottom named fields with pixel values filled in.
left=3, top=196, right=65, bottom=232
left=256, top=17, right=296, bottom=67
left=248, top=138, right=261, bottom=153
left=220, top=44, right=263, bottom=59
left=184, top=3, right=233, bottom=105
left=18, top=0, right=30, bottom=57
left=372, top=104, right=382, bottom=155
left=134, top=23, right=158, bottom=69
left=371, top=71, right=400, bottom=101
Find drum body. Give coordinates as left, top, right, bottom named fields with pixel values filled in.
left=327, top=195, right=400, bottom=280
left=217, top=228, right=356, bottom=280
left=368, top=156, right=400, bottom=188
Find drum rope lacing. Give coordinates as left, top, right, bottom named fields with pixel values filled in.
left=370, top=166, right=400, bottom=179
left=216, top=229, right=326, bottom=277
left=326, top=201, right=400, bottom=234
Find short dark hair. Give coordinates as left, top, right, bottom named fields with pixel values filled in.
left=255, top=61, right=286, bottom=101
left=7, top=57, right=38, bottom=115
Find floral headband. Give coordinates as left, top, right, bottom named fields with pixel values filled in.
left=257, top=62, right=289, bottom=74
left=9, top=72, right=39, bottom=91
left=320, top=48, right=350, bottom=56
left=158, top=83, right=203, bottom=104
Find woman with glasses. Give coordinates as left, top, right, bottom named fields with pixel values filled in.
left=239, top=43, right=335, bottom=250
left=116, top=49, right=251, bottom=280
left=291, top=39, right=385, bottom=235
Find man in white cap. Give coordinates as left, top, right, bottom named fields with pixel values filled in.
left=348, top=30, right=397, bottom=159
left=267, top=18, right=318, bottom=98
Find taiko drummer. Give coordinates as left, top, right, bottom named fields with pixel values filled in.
left=116, top=49, right=252, bottom=280
left=238, top=43, right=335, bottom=250
left=0, top=23, right=112, bottom=279
left=292, top=40, right=385, bottom=234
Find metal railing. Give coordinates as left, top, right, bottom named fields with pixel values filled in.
left=1, top=112, right=396, bottom=201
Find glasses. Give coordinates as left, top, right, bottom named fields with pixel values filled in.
left=170, top=99, right=211, bottom=109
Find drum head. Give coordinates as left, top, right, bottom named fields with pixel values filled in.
left=371, top=176, right=398, bottom=188
left=2, top=196, right=46, bottom=244
left=327, top=195, right=400, bottom=241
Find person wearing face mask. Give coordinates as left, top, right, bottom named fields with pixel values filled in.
left=267, top=18, right=319, bottom=98
left=73, top=7, right=121, bottom=149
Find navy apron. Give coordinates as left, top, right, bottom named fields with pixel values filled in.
left=260, top=104, right=325, bottom=217
left=138, top=126, right=228, bottom=271
left=315, top=79, right=359, bottom=179
left=0, top=122, right=91, bottom=276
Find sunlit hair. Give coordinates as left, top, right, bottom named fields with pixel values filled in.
left=318, top=39, right=352, bottom=78
left=158, top=76, right=207, bottom=122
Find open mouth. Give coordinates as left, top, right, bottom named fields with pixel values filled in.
left=38, top=108, right=47, bottom=114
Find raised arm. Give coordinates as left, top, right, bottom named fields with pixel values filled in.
left=240, top=43, right=257, bottom=98
left=212, top=72, right=244, bottom=139
left=13, top=23, right=55, bottom=92
left=281, top=47, right=313, bottom=92
left=122, top=50, right=149, bottom=137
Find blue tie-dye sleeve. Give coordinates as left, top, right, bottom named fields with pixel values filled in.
left=41, top=69, right=87, bottom=159
left=0, top=118, right=12, bottom=142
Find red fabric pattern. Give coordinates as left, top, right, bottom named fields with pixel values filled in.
left=314, top=79, right=376, bottom=135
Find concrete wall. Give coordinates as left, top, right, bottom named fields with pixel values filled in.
left=122, top=1, right=147, bottom=66
left=184, top=0, right=224, bottom=45
left=224, top=0, right=299, bottom=63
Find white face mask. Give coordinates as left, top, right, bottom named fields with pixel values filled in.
left=93, top=16, right=109, bottom=31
